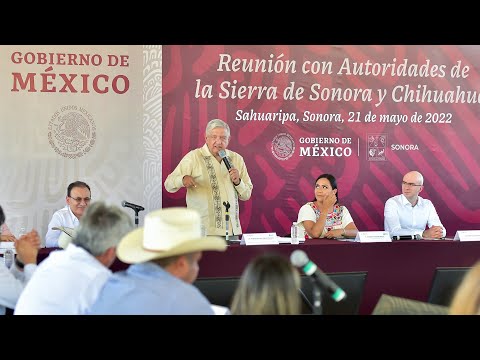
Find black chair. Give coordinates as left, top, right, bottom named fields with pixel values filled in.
left=427, top=266, right=471, bottom=307
left=5, top=307, right=14, bottom=316
left=194, top=271, right=368, bottom=315
left=193, top=277, right=240, bottom=308
left=299, top=271, right=367, bottom=315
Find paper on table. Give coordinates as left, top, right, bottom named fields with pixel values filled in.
left=0, top=241, right=16, bottom=255
left=52, top=226, right=75, bottom=237
left=0, top=241, right=15, bottom=249
left=241, top=233, right=279, bottom=245
left=211, top=304, right=231, bottom=315
left=52, top=227, right=76, bottom=248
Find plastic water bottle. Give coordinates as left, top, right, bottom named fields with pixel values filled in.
left=4, top=249, right=14, bottom=269
left=18, top=227, right=26, bottom=238
left=291, top=222, right=299, bottom=244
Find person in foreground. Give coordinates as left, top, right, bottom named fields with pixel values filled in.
left=449, top=260, right=480, bottom=315
left=297, top=174, right=358, bottom=239
left=88, top=207, right=227, bottom=315
left=45, top=180, right=92, bottom=248
left=384, top=170, right=446, bottom=239
left=164, top=119, right=253, bottom=239
left=0, top=205, right=40, bottom=315
left=230, top=253, right=301, bottom=315
left=14, top=201, right=132, bottom=315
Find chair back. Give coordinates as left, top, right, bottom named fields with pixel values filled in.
left=300, top=271, right=368, bottom=315
left=427, top=267, right=471, bottom=306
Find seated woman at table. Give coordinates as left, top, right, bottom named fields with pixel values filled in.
left=297, top=173, right=358, bottom=240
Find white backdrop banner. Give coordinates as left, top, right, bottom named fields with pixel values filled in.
left=0, top=45, right=162, bottom=244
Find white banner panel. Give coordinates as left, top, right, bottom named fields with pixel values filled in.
left=0, top=45, right=162, bottom=244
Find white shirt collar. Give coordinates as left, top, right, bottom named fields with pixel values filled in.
left=400, top=194, right=424, bottom=207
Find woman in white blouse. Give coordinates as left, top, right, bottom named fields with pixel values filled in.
left=297, top=174, right=358, bottom=240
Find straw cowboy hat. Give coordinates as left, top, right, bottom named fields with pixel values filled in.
left=117, top=207, right=227, bottom=264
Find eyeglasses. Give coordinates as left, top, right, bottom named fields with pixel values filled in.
left=207, top=135, right=228, bottom=143
left=402, top=181, right=422, bottom=187
left=68, top=196, right=91, bottom=203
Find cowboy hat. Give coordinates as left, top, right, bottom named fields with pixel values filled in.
left=117, top=207, right=227, bottom=264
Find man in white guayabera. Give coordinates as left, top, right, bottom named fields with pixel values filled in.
left=164, top=119, right=253, bottom=240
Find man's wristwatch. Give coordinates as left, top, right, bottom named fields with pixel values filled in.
left=15, top=257, right=25, bottom=269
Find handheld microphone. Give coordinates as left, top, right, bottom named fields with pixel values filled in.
left=392, top=234, right=421, bottom=241
left=290, top=250, right=346, bottom=302
left=218, top=149, right=233, bottom=171
left=121, top=201, right=145, bottom=212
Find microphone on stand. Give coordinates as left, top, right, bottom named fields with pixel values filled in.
left=121, top=201, right=145, bottom=228
left=223, top=201, right=230, bottom=242
left=121, top=201, right=145, bottom=211
left=290, top=249, right=346, bottom=303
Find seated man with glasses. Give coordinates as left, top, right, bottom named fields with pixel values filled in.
left=164, top=119, right=253, bottom=240
left=384, top=170, right=446, bottom=239
left=45, top=181, right=92, bottom=248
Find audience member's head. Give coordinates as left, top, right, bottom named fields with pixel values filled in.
left=66, top=181, right=91, bottom=219
left=230, top=253, right=301, bottom=315
left=72, top=201, right=133, bottom=267
left=449, top=261, right=480, bottom=315
left=117, top=207, right=227, bottom=284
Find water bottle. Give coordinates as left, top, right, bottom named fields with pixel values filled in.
left=18, top=227, right=26, bottom=239
left=4, top=249, right=14, bottom=269
left=291, top=222, right=299, bottom=245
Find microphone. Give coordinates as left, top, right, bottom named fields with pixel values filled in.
left=121, top=201, right=145, bottom=212
left=218, top=149, right=233, bottom=171
left=290, top=249, right=346, bottom=302
left=392, top=234, right=421, bottom=241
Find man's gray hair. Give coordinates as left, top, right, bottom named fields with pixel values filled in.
left=205, top=119, right=230, bottom=138
left=72, top=201, right=133, bottom=256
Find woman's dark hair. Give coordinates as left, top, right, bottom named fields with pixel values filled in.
left=311, top=173, right=338, bottom=204
left=0, top=205, right=5, bottom=226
